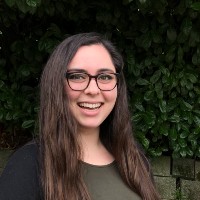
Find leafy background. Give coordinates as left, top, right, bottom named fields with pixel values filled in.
left=0, top=0, right=200, bottom=158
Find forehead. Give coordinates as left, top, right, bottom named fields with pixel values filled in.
left=67, top=44, right=115, bottom=72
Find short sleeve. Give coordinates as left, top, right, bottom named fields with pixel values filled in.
left=0, top=142, right=42, bottom=200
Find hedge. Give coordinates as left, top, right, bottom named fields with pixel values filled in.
left=0, top=0, right=200, bottom=158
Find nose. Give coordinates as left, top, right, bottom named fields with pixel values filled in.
left=84, top=78, right=100, bottom=95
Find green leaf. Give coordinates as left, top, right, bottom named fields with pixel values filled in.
left=187, top=73, right=197, bottom=83
left=179, top=138, right=187, bottom=148
left=132, top=66, right=140, bottom=76
left=19, top=65, right=31, bottom=77
left=186, top=147, right=193, bottom=157
left=160, top=66, right=170, bottom=76
left=26, top=0, right=37, bottom=7
left=149, top=148, right=162, bottom=157
left=159, top=123, right=169, bottom=136
left=161, top=113, right=167, bottom=121
left=123, top=0, right=134, bottom=5
left=141, top=137, right=150, bottom=149
left=127, top=56, right=140, bottom=76
left=139, top=0, right=146, bottom=4
left=165, top=46, right=176, bottom=63
left=0, top=113, right=3, bottom=120
left=177, top=46, right=184, bottom=63
left=177, top=32, right=188, bottom=43
left=154, top=81, right=162, bottom=91
left=173, top=143, right=180, bottom=152
left=180, top=100, right=193, bottom=111
left=193, top=127, right=200, bottom=135
left=180, top=148, right=187, bottom=157
left=22, top=120, right=35, bottom=129
left=4, top=0, right=16, bottom=7
left=180, top=77, right=187, bottom=87
left=135, top=33, right=151, bottom=49
left=127, top=54, right=135, bottom=73
left=190, top=139, right=197, bottom=149
left=144, top=91, right=154, bottom=101
left=154, top=148, right=162, bottom=157
left=141, top=33, right=152, bottom=49
left=156, top=89, right=163, bottom=99
left=189, top=91, right=195, bottom=98
left=135, top=102, right=145, bottom=112
left=16, top=0, right=31, bottom=13
left=136, top=78, right=149, bottom=85
left=167, top=99, right=178, bottom=112
left=45, top=3, right=55, bottom=16
left=154, top=82, right=163, bottom=99
left=170, top=91, right=177, bottom=98
left=167, top=28, right=177, bottom=42
left=6, top=112, right=12, bottom=120
left=159, top=100, right=166, bottom=113
left=144, top=58, right=151, bottom=66
left=180, top=131, right=189, bottom=139
left=186, top=82, right=193, bottom=90
left=169, top=113, right=180, bottom=123
left=0, top=80, right=4, bottom=88
left=194, top=87, right=200, bottom=95
left=192, top=53, right=200, bottom=65
left=189, top=30, right=199, bottom=47
left=169, top=126, right=177, bottom=141
left=132, top=113, right=142, bottom=123
left=181, top=18, right=192, bottom=36
left=191, top=2, right=200, bottom=11
left=150, top=70, right=161, bottom=84
left=143, top=111, right=156, bottom=127
left=194, top=116, right=200, bottom=126
left=11, top=40, right=24, bottom=52
left=182, top=112, right=193, bottom=124
left=152, top=31, right=162, bottom=44
left=13, top=112, right=21, bottom=120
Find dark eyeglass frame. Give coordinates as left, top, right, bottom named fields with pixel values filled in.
left=65, top=72, right=120, bottom=91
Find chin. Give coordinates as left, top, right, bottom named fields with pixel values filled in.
left=78, top=121, right=102, bottom=130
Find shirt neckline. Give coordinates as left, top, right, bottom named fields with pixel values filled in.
left=81, top=160, right=116, bottom=168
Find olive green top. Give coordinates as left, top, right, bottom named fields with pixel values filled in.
left=82, top=161, right=142, bottom=200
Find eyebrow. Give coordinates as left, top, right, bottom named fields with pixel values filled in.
left=67, top=68, right=115, bottom=73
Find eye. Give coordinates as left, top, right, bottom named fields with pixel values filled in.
left=98, top=73, right=114, bottom=82
left=68, top=73, right=87, bottom=82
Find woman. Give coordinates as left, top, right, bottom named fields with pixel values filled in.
left=0, top=32, right=160, bottom=200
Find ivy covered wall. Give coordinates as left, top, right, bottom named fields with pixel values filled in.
left=0, top=0, right=200, bottom=158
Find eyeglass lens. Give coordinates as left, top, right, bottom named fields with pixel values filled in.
left=66, top=72, right=118, bottom=91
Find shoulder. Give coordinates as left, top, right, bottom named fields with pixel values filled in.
left=9, top=140, right=39, bottom=163
left=3, top=140, right=40, bottom=173
left=0, top=140, right=42, bottom=200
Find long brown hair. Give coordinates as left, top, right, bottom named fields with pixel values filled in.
left=39, top=32, right=160, bottom=200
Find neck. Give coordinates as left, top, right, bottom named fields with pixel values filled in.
left=78, top=126, right=114, bottom=165
left=78, top=126, right=101, bottom=152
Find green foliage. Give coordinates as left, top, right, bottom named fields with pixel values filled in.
left=0, top=0, right=200, bottom=158
left=173, top=187, right=186, bottom=200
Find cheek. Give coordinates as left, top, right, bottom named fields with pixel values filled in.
left=104, top=88, right=118, bottom=103
left=65, top=83, right=80, bottom=103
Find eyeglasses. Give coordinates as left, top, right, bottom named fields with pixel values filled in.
left=65, top=72, right=119, bottom=91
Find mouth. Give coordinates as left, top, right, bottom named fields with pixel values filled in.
left=78, top=102, right=103, bottom=110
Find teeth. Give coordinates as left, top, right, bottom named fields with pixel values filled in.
left=79, top=103, right=101, bottom=109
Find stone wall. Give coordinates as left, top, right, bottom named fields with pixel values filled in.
left=151, top=156, right=200, bottom=200
left=0, top=150, right=200, bottom=200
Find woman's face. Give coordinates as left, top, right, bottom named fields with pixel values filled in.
left=65, top=44, right=117, bottom=131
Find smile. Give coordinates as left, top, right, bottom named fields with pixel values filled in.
left=78, top=102, right=102, bottom=109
